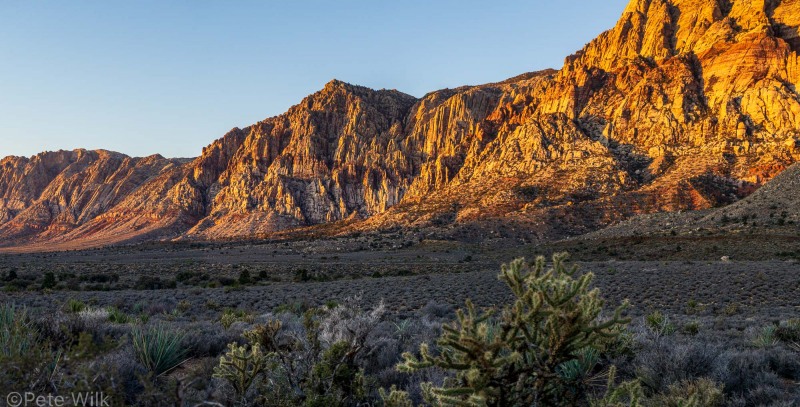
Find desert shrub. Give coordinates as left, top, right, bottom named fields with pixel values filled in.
left=176, top=271, right=209, bottom=286
left=633, top=336, right=723, bottom=396
left=53, top=349, right=140, bottom=404
left=293, top=268, right=311, bottom=282
left=80, top=272, right=120, bottom=283
left=41, top=272, right=57, bottom=289
left=420, top=300, right=453, bottom=319
left=182, top=321, right=242, bottom=357
left=682, top=320, right=700, bottom=336
left=712, top=348, right=784, bottom=403
left=399, top=253, right=630, bottom=406
left=216, top=276, right=237, bottom=286
left=647, top=378, right=724, bottom=407
left=0, top=303, right=62, bottom=392
left=143, top=300, right=175, bottom=316
left=238, top=269, right=252, bottom=285
left=588, top=366, right=643, bottom=407
left=131, top=325, right=187, bottom=376
left=134, top=276, right=176, bottom=290
left=775, top=319, right=800, bottom=343
left=645, top=311, right=675, bottom=337
left=79, top=307, right=110, bottom=322
left=304, top=340, right=369, bottom=406
left=274, top=301, right=310, bottom=315
left=176, top=270, right=197, bottom=282
left=33, top=312, right=84, bottom=349
left=176, top=300, right=191, bottom=314
left=222, top=297, right=387, bottom=406
left=220, top=308, right=254, bottom=329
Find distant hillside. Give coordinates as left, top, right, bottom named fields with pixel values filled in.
left=586, top=163, right=800, bottom=239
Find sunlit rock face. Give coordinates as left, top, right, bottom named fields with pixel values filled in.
left=0, top=150, right=184, bottom=245
left=2, top=0, right=800, bottom=248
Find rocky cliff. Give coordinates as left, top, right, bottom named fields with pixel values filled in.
left=0, top=150, right=184, bottom=246
left=2, top=0, right=800, bottom=250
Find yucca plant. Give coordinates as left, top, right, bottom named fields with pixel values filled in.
left=752, top=325, right=778, bottom=348
left=107, top=307, right=130, bottom=324
left=66, top=299, right=86, bottom=313
left=131, top=325, right=188, bottom=376
left=0, top=303, right=37, bottom=359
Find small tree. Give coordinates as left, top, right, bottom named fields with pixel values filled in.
left=41, top=272, right=56, bottom=289
left=399, top=253, right=630, bottom=406
left=239, top=269, right=252, bottom=285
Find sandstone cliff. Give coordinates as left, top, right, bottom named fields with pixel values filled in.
left=2, top=0, right=800, bottom=249
left=0, top=150, right=183, bottom=246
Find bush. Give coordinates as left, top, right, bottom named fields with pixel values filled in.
left=176, top=300, right=191, bottom=314
left=682, top=320, right=700, bottom=336
left=220, top=308, right=253, bottom=329
left=775, top=319, right=800, bottom=343
left=0, top=303, right=62, bottom=392
left=634, top=337, right=722, bottom=396
left=399, top=253, right=629, bottom=406
left=134, top=276, right=176, bottom=290
left=648, top=378, right=724, bottom=407
left=131, top=326, right=187, bottom=376
left=41, top=272, right=57, bottom=289
left=227, top=297, right=386, bottom=406
left=645, top=311, right=675, bottom=337
left=238, top=269, right=252, bottom=285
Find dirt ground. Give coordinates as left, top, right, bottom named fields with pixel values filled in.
left=2, top=235, right=799, bottom=324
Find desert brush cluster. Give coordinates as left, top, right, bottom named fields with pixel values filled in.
left=2, top=254, right=799, bottom=406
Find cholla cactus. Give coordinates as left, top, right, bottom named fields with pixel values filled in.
left=379, top=385, right=414, bottom=407
left=399, top=253, right=630, bottom=406
left=213, top=342, right=273, bottom=399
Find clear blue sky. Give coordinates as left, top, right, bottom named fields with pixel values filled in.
left=0, top=1, right=629, bottom=159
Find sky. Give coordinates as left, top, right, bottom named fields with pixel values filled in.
left=0, top=1, right=629, bottom=159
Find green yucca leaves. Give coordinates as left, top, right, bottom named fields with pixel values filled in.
left=131, top=325, right=188, bottom=376
left=0, top=303, right=37, bottom=359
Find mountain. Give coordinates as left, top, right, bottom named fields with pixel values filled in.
left=0, top=150, right=185, bottom=247
left=584, top=162, right=800, bottom=239
left=2, top=0, right=800, bottom=250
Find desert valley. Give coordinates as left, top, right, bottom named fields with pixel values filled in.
left=3, top=0, right=800, bottom=405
